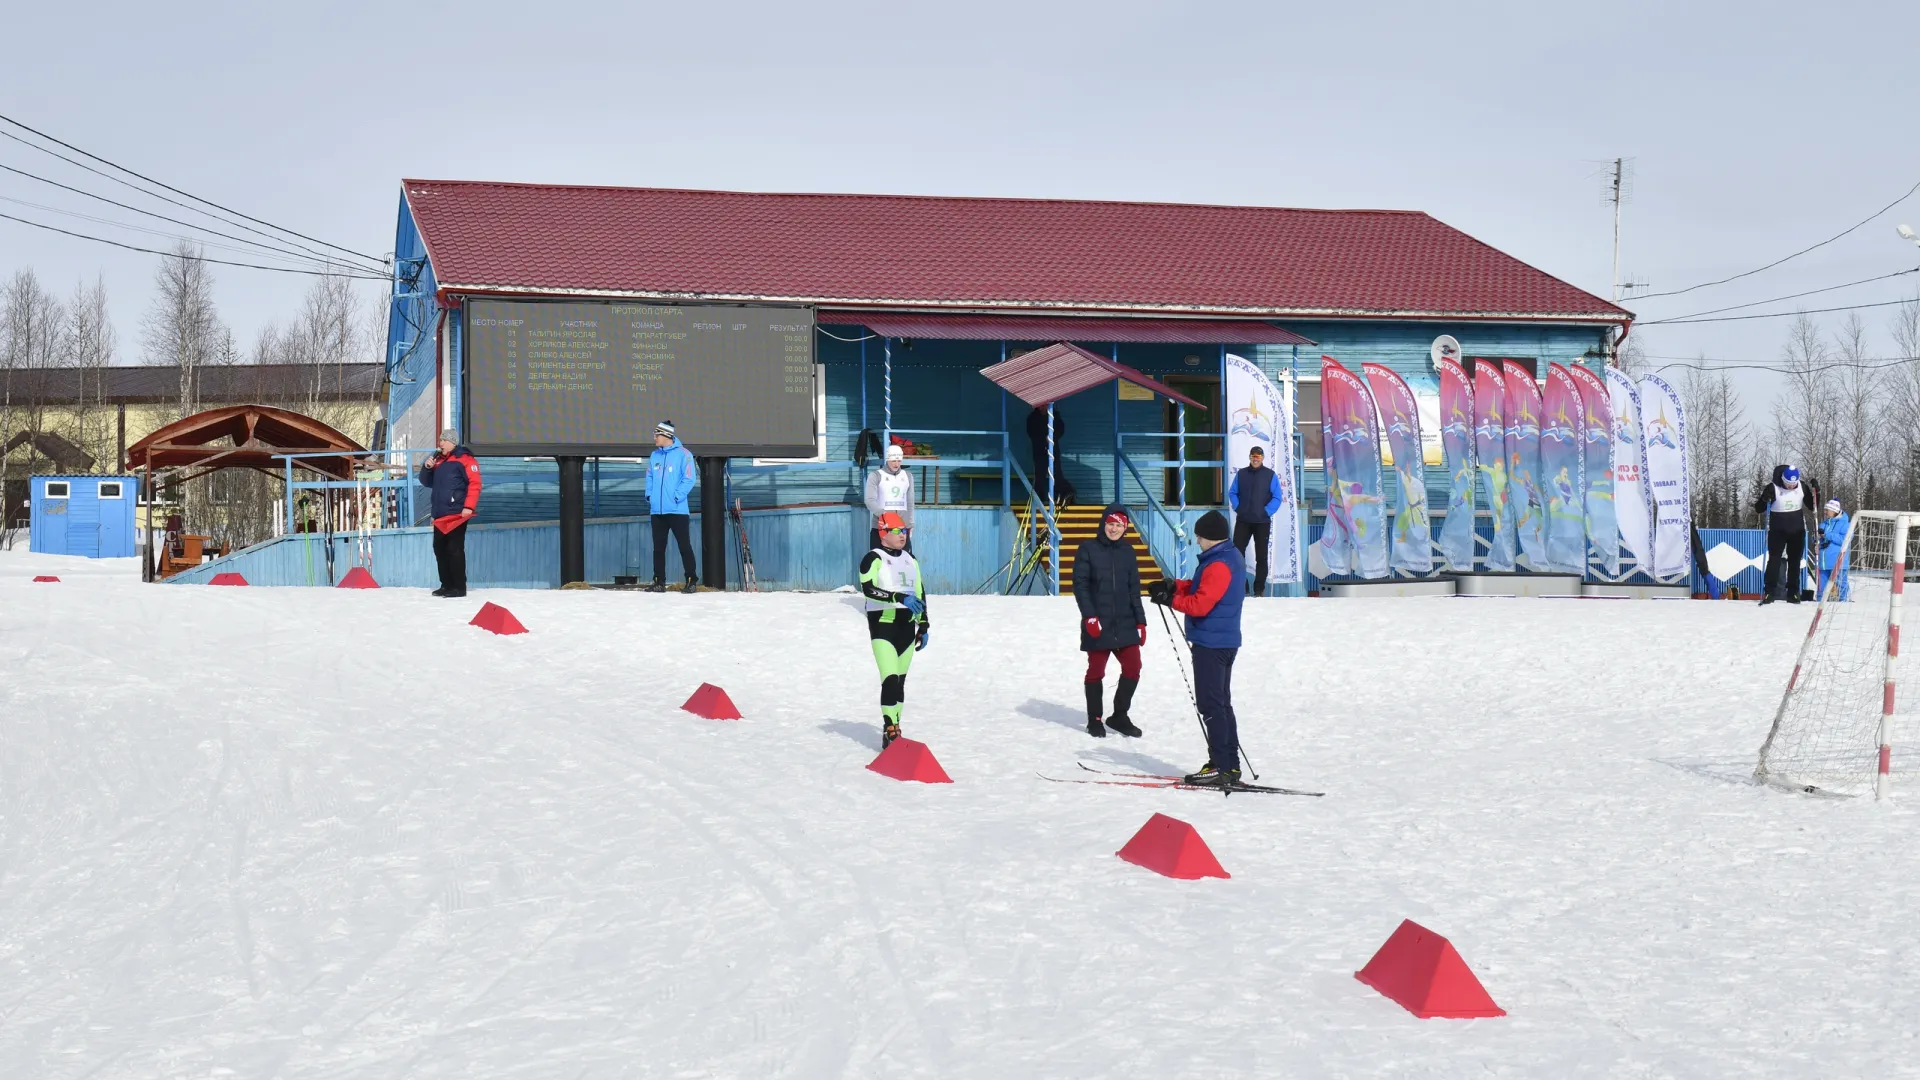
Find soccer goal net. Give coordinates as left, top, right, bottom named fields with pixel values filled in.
left=1755, top=510, right=1917, bottom=798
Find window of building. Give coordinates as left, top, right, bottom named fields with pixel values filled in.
left=1295, top=378, right=1323, bottom=461
left=98, top=480, right=124, bottom=499
left=1466, top=356, right=1537, bottom=379
left=45, top=481, right=70, bottom=498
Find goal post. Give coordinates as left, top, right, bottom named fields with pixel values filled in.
left=1755, top=510, right=1915, bottom=799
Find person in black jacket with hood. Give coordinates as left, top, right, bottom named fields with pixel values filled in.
left=1073, top=504, right=1147, bottom=738
left=1752, top=464, right=1811, bottom=604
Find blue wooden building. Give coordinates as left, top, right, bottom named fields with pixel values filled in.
left=178, top=182, right=1632, bottom=590
left=29, top=475, right=138, bottom=558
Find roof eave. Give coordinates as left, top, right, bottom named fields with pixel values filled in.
left=435, top=282, right=1632, bottom=326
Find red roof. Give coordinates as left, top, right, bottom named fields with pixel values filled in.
left=403, top=180, right=1629, bottom=324
left=823, top=312, right=1312, bottom=345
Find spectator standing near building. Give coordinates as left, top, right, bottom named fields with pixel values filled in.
left=1752, top=464, right=1808, bottom=605
left=1148, top=510, right=1245, bottom=787
left=1073, top=504, right=1147, bottom=739
left=864, top=443, right=916, bottom=550
left=647, top=421, right=700, bottom=593
left=1818, top=498, right=1851, bottom=601
left=1025, top=406, right=1076, bottom=506
left=1226, top=445, right=1283, bottom=596
left=418, top=428, right=481, bottom=598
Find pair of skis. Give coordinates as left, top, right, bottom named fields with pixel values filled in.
left=1039, top=762, right=1323, bottom=797
left=731, top=498, right=758, bottom=592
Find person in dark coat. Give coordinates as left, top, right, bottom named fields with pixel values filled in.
left=417, top=428, right=481, bottom=597
left=1025, top=405, right=1077, bottom=506
left=1752, top=464, right=1809, bottom=604
left=1073, top=504, right=1148, bottom=738
left=1227, top=445, right=1283, bottom=596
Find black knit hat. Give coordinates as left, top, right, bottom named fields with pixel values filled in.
left=1195, top=510, right=1229, bottom=541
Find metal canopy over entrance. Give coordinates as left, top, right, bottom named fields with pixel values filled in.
left=978, top=341, right=1208, bottom=410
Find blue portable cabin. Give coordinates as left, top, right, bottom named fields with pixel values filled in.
left=304, top=182, right=1635, bottom=593
left=29, top=475, right=139, bottom=558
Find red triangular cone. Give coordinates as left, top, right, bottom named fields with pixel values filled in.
left=32, top=575, right=59, bottom=582
left=1116, top=813, right=1230, bottom=879
left=682, top=683, right=742, bottom=719
left=209, top=572, right=249, bottom=586
left=1355, top=919, right=1505, bottom=1018
left=469, top=601, right=527, bottom=635
left=866, top=737, right=953, bottom=783
left=337, top=566, right=379, bottom=589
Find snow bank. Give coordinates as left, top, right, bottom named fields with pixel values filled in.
left=2, top=563, right=1914, bottom=1077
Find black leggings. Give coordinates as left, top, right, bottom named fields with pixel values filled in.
left=652, top=514, right=697, bottom=583
left=1764, top=527, right=1805, bottom=599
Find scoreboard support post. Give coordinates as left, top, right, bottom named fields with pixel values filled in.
left=700, top=457, right=727, bottom=590
left=559, top=456, right=586, bottom=586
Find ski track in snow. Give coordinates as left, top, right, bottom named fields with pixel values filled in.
left=1, top=550, right=1916, bottom=1078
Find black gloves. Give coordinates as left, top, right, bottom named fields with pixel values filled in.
left=1147, top=579, right=1175, bottom=607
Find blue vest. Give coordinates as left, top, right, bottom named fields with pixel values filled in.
left=1185, top=541, right=1245, bottom=649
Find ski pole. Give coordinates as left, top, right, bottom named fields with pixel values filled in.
left=1155, top=598, right=1261, bottom=781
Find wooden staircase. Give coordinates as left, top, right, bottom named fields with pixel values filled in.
left=1016, top=504, right=1166, bottom=590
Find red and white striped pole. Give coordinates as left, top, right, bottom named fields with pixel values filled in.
left=1877, top=516, right=1909, bottom=801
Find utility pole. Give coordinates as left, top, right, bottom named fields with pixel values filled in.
left=1610, top=157, right=1626, bottom=305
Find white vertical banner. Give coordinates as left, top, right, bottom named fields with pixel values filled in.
left=1605, top=367, right=1656, bottom=574
left=1224, top=353, right=1300, bottom=583
left=1639, top=373, right=1691, bottom=580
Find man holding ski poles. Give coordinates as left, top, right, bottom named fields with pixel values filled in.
left=1147, top=510, right=1245, bottom=788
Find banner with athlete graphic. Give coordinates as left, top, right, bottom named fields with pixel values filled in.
left=1472, top=360, right=1516, bottom=572
left=1435, top=351, right=1478, bottom=572
left=1639, top=373, right=1691, bottom=580
left=1606, top=367, right=1655, bottom=574
left=1540, top=364, right=1588, bottom=573
left=1317, top=356, right=1389, bottom=579
left=1500, top=360, right=1548, bottom=570
left=1223, top=352, right=1300, bottom=584
left=1567, top=364, right=1618, bottom=576
left=1362, top=362, right=1433, bottom=575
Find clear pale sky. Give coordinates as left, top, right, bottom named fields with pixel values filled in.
left=4, top=0, right=1918, bottom=415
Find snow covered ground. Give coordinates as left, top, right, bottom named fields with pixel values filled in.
left=2, top=548, right=1916, bottom=1079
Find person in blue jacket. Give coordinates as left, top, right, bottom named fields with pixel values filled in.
left=646, top=420, right=700, bottom=593
left=1226, top=445, right=1283, bottom=596
left=1147, top=510, right=1246, bottom=788
left=417, top=428, right=481, bottom=597
left=1817, top=498, right=1851, bottom=601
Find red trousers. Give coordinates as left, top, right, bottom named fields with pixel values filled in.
left=1085, top=645, right=1142, bottom=682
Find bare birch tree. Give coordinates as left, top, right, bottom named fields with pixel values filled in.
left=1684, top=362, right=1753, bottom=527
left=1772, top=312, right=1837, bottom=495
left=2, top=270, right=66, bottom=528
left=1887, top=292, right=1920, bottom=507
left=63, top=276, right=115, bottom=467
left=143, top=244, right=223, bottom=421
left=1829, top=312, right=1884, bottom=509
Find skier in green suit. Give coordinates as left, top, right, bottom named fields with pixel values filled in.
left=859, top=511, right=929, bottom=748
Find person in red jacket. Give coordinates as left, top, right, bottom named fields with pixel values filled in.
left=418, top=428, right=481, bottom=597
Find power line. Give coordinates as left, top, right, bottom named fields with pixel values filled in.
left=0, top=160, right=374, bottom=272
left=1652, top=354, right=1918, bottom=373
left=0, top=114, right=387, bottom=271
left=1641, top=267, right=1920, bottom=322
left=0, top=193, right=367, bottom=270
left=0, top=211, right=388, bottom=279
left=1642, top=295, right=1919, bottom=326
left=1628, top=176, right=1920, bottom=301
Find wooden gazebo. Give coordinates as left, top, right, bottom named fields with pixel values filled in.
left=124, top=404, right=372, bottom=580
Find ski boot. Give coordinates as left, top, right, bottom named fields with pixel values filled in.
left=882, top=720, right=901, bottom=749
left=1084, top=682, right=1106, bottom=738
left=1104, top=677, right=1142, bottom=737
left=646, top=581, right=668, bottom=593
left=1182, top=762, right=1240, bottom=788
left=682, top=578, right=699, bottom=594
